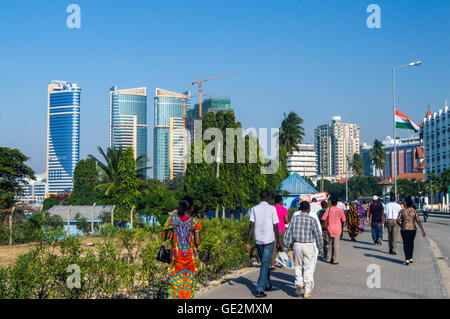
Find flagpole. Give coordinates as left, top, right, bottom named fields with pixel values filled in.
left=393, top=67, right=397, bottom=202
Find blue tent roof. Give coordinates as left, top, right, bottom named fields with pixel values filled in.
left=280, top=172, right=317, bottom=195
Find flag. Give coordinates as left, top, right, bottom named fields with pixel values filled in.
left=395, top=109, right=420, bottom=132
left=389, top=175, right=392, bottom=184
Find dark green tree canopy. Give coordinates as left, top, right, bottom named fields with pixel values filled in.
left=279, top=112, right=305, bottom=155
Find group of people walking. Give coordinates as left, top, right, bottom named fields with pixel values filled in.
left=159, top=190, right=427, bottom=299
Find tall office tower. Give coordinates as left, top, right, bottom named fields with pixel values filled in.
left=185, top=98, right=231, bottom=139
left=315, top=116, right=360, bottom=180
left=360, top=142, right=375, bottom=177
left=110, top=86, right=148, bottom=178
left=287, top=144, right=318, bottom=178
left=46, top=81, right=81, bottom=194
left=153, top=88, right=189, bottom=181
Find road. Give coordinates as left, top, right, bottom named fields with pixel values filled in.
left=422, top=216, right=450, bottom=267
left=197, top=224, right=449, bottom=299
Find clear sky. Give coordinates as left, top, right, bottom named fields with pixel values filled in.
left=0, top=0, right=449, bottom=176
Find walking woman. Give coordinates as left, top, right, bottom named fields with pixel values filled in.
left=356, top=201, right=367, bottom=233
left=162, top=196, right=201, bottom=299
left=347, top=201, right=361, bottom=241
left=396, top=197, right=426, bottom=266
left=321, top=198, right=346, bottom=265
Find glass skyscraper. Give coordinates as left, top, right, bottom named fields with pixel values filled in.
left=46, top=80, right=81, bottom=194
left=110, top=86, right=148, bottom=178
left=153, top=88, right=189, bottom=181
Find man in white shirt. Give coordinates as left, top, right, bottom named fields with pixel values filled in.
left=246, top=190, right=280, bottom=297
left=384, top=194, right=403, bottom=255
left=310, top=198, right=322, bottom=216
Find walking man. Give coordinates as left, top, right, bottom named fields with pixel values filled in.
left=310, top=198, right=321, bottom=216
left=385, top=194, right=402, bottom=255
left=321, top=197, right=346, bottom=264
left=284, top=201, right=323, bottom=299
left=246, top=190, right=280, bottom=297
left=271, top=195, right=289, bottom=269
left=369, top=195, right=385, bottom=246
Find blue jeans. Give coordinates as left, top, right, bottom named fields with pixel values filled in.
left=371, top=223, right=383, bottom=243
left=256, top=241, right=275, bottom=293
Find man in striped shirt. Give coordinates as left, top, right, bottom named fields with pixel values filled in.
left=284, top=201, right=323, bottom=299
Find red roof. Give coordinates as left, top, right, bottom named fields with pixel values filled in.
left=378, top=173, right=425, bottom=185
left=416, top=146, right=424, bottom=159
left=337, top=178, right=350, bottom=184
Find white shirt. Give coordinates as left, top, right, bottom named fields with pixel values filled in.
left=250, top=201, right=279, bottom=245
left=310, top=202, right=321, bottom=216
left=385, top=201, right=403, bottom=220
left=337, top=201, right=346, bottom=211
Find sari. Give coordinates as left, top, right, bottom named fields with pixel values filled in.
left=356, top=203, right=366, bottom=231
left=347, top=203, right=360, bottom=239
left=162, top=213, right=201, bottom=299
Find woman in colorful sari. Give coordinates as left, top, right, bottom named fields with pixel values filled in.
left=356, top=201, right=367, bottom=233
left=162, top=196, right=201, bottom=299
left=347, top=201, right=361, bottom=241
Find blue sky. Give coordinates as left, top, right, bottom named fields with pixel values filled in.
left=0, top=0, right=449, bottom=176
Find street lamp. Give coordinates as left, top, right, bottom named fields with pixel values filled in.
left=393, top=61, right=422, bottom=202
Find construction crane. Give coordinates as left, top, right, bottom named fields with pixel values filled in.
left=191, top=72, right=235, bottom=118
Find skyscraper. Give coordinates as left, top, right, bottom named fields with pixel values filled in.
left=287, top=144, right=318, bottom=178
left=153, top=88, right=189, bottom=181
left=46, top=80, right=81, bottom=194
left=110, top=86, right=147, bottom=178
left=315, top=116, right=360, bottom=180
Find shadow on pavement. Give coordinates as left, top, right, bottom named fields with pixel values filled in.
left=364, top=253, right=404, bottom=264
left=352, top=245, right=387, bottom=253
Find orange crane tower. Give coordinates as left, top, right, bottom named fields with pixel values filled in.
left=191, top=72, right=235, bottom=118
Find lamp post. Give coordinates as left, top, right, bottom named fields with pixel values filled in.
left=393, top=61, right=421, bottom=202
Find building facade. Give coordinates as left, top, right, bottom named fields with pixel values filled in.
left=382, top=135, right=424, bottom=179
left=46, top=81, right=81, bottom=194
left=153, top=88, right=189, bottom=181
left=423, top=103, right=450, bottom=177
left=360, top=142, right=374, bottom=176
left=110, top=86, right=148, bottom=178
left=287, top=144, right=318, bottom=178
left=315, top=116, right=360, bottom=180
left=19, top=173, right=48, bottom=206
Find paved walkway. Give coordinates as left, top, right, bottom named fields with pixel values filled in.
left=197, top=228, right=448, bottom=299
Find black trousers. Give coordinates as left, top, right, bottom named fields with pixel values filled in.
left=401, top=230, right=416, bottom=260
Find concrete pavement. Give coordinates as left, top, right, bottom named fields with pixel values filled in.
left=197, top=226, right=448, bottom=299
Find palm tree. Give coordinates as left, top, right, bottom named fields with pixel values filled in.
left=279, top=112, right=305, bottom=155
left=371, top=139, right=386, bottom=177
left=350, top=153, right=364, bottom=176
left=88, top=146, right=150, bottom=195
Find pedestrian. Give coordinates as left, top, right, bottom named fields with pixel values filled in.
left=337, top=198, right=347, bottom=239
left=246, top=190, right=280, bottom=297
left=162, top=196, right=201, bottom=299
left=369, top=195, right=385, bottom=246
left=308, top=200, right=322, bottom=275
left=384, top=194, right=403, bottom=255
left=321, top=197, right=346, bottom=264
left=310, top=198, right=321, bottom=216
left=356, top=201, right=367, bottom=233
left=271, top=195, right=289, bottom=270
left=347, top=201, right=360, bottom=241
left=317, top=200, right=330, bottom=261
left=283, top=201, right=323, bottom=299
left=396, top=197, right=426, bottom=265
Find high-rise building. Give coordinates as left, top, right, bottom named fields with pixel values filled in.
left=360, top=142, right=374, bottom=176
left=315, top=116, right=360, bottom=180
left=46, top=81, right=81, bottom=194
left=110, top=86, right=148, bottom=178
left=423, top=104, right=449, bottom=178
left=287, top=144, right=318, bottom=178
left=185, top=98, right=231, bottom=139
left=18, top=172, right=48, bottom=206
left=383, top=135, right=424, bottom=179
left=153, top=88, right=189, bottom=181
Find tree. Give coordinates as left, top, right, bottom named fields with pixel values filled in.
left=397, top=178, right=426, bottom=199
left=278, top=112, right=305, bottom=155
left=350, top=153, right=364, bottom=176
left=0, top=147, right=35, bottom=209
left=88, top=146, right=150, bottom=195
left=371, top=139, right=386, bottom=176
left=111, top=148, right=139, bottom=225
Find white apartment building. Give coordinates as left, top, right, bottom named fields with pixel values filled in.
left=315, top=116, right=360, bottom=180
left=287, top=144, right=318, bottom=178
left=423, top=103, right=450, bottom=177
left=18, top=172, right=48, bottom=206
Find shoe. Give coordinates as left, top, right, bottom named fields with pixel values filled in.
left=295, top=286, right=303, bottom=297
left=392, top=252, right=397, bottom=255
left=332, top=262, right=339, bottom=265
left=255, top=291, right=267, bottom=298
left=351, top=237, right=356, bottom=242
left=404, top=260, right=410, bottom=266
left=264, top=285, right=272, bottom=292
left=409, top=259, right=413, bottom=264
left=303, top=293, right=312, bottom=299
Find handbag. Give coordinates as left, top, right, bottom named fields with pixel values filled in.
left=156, top=245, right=172, bottom=263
